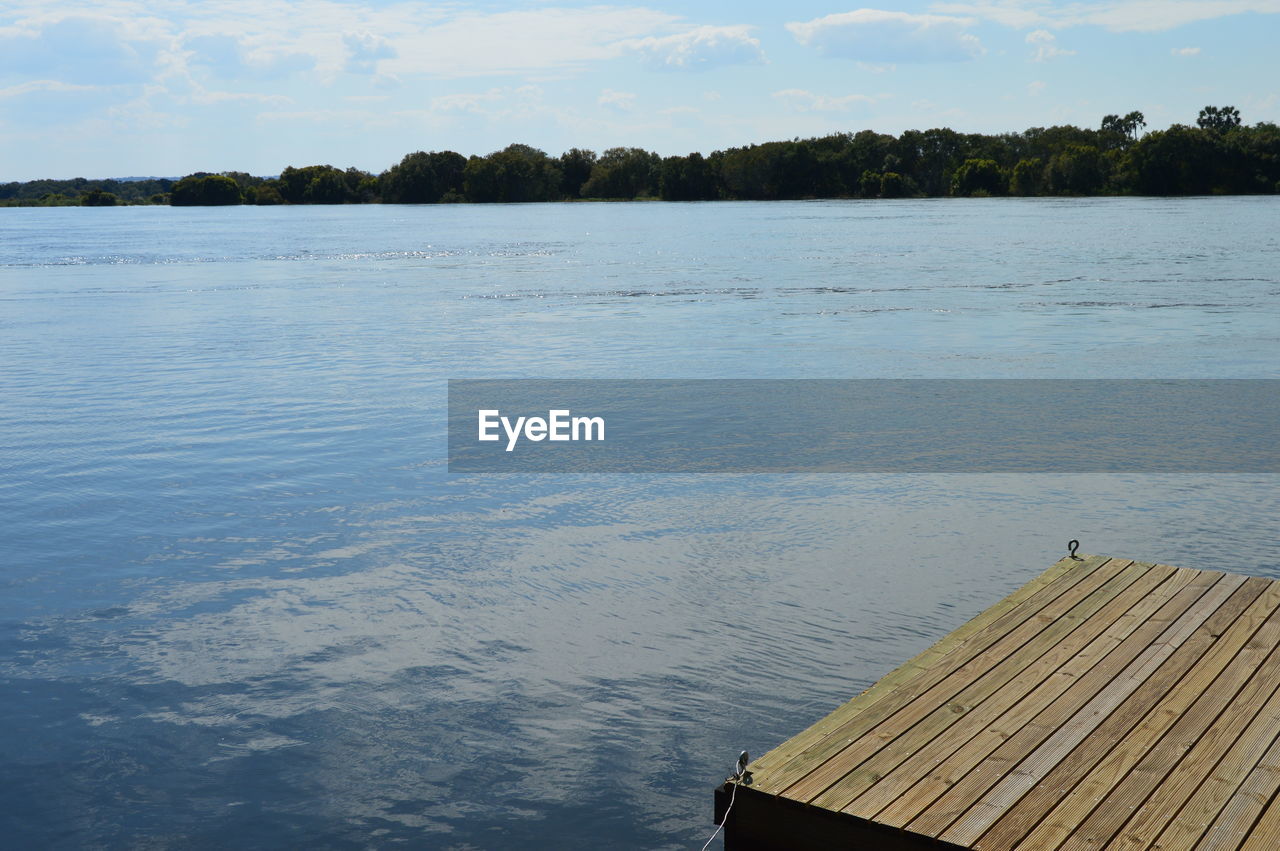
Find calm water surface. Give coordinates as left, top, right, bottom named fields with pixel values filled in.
left=1, top=199, right=1278, bottom=848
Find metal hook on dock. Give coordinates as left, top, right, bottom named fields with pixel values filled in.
left=1068, top=539, right=1082, bottom=560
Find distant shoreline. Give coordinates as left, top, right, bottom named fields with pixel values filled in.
left=4, top=107, right=1277, bottom=207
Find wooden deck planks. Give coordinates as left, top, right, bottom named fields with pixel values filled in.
left=732, top=556, right=1280, bottom=851
left=780, top=558, right=1144, bottom=802
left=1054, top=587, right=1280, bottom=851
left=1238, top=791, right=1280, bottom=850
left=929, top=571, right=1244, bottom=845
left=1143, top=686, right=1280, bottom=851
left=973, top=576, right=1279, bottom=851
left=861, top=565, right=1201, bottom=828
left=747, top=555, right=1111, bottom=785
left=1066, top=632, right=1280, bottom=850
left=755, top=556, right=1128, bottom=797
left=825, top=564, right=1188, bottom=818
left=1196, top=727, right=1280, bottom=850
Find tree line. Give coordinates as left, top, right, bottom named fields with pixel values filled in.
left=0, top=176, right=174, bottom=207
left=4, top=106, right=1277, bottom=208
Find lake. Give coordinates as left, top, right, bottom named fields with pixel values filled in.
left=1, top=198, right=1277, bottom=849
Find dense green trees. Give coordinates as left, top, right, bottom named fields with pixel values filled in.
left=1009, top=158, right=1044, bottom=195
left=462, top=144, right=561, bottom=202
left=879, top=172, right=910, bottom=198
left=170, top=174, right=242, bottom=206
left=80, top=189, right=119, bottom=206
left=4, top=105, right=1278, bottom=208
left=380, top=151, right=465, bottom=203
left=273, top=165, right=375, bottom=204
left=1100, top=111, right=1146, bottom=148
left=0, top=176, right=173, bottom=206
left=557, top=148, right=597, bottom=199
left=1045, top=144, right=1105, bottom=195
left=952, top=159, right=1004, bottom=196
left=658, top=152, right=717, bottom=201
left=250, top=184, right=285, bottom=205
left=580, top=147, right=660, bottom=199
left=1198, top=106, right=1241, bottom=133
left=143, top=114, right=1280, bottom=205
left=1121, top=118, right=1280, bottom=195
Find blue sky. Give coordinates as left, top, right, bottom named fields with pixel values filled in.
left=1, top=0, right=1277, bottom=180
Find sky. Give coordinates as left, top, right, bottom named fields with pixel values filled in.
left=1, top=0, right=1278, bottom=180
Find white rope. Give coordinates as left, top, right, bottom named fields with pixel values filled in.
left=701, top=778, right=742, bottom=849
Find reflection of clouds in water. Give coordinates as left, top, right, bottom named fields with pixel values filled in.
left=114, top=482, right=907, bottom=747
left=122, top=475, right=1280, bottom=710
left=14, top=475, right=1279, bottom=843
left=128, top=563, right=452, bottom=690
left=210, top=734, right=307, bottom=759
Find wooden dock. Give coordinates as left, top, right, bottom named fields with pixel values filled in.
left=719, top=554, right=1280, bottom=850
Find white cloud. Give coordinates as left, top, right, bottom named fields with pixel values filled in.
left=1027, top=79, right=1046, bottom=96
left=186, top=88, right=293, bottom=106
left=256, top=108, right=382, bottom=126
left=430, top=91, right=504, bottom=113
left=1077, top=0, right=1280, bottom=31
left=343, top=31, right=395, bottom=75
left=1172, top=46, right=1202, bottom=55
left=183, top=33, right=242, bottom=73
left=772, top=89, right=878, bottom=112
left=424, top=85, right=549, bottom=123
left=931, top=0, right=1280, bottom=33
left=99, top=91, right=189, bottom=132
left=623, top=25, right=765, bottom=71
left=0, top=79, right=105, bottom=98
left=0, top=3, right=689, bottom=85
left=927, top=1, right=1046, bottom=28
left=787, top=10, right=984, bottom=62
left=381, top=7, right=680, bottom=77
left=598, top=89, right=637, bottom=111
left=0, top=14, right=165, bottom=85
left=155, top=1, right=445, bottom=79
left=184, top=32, right=315, bottom=79
left=1026, top=29, right=1075, bottom=61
